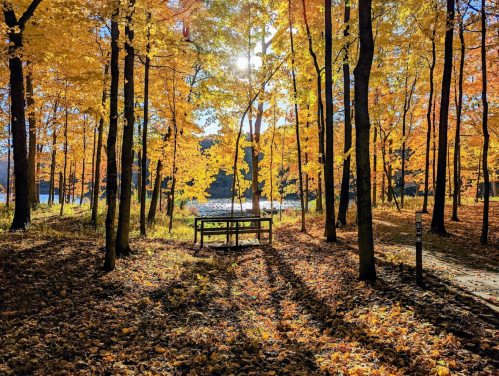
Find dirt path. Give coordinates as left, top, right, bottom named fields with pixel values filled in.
left=370, top=205, right=499, bottom=311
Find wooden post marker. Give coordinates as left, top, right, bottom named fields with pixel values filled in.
left=415, top=211, right=423, bottom=286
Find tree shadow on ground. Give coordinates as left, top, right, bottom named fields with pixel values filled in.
left=280, top=227, right=499, bottom=372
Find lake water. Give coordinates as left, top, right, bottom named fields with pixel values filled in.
left=0, top=194, right=303, bottom=217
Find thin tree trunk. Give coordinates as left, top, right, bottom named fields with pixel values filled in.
left=337, top=0, right=352, bottom=226
left=26, top=70, right=37, bottom=209
left=104, top=13, right=120, bottom=271
left=270, top=104, right=277, bottom=221
left=7, top=121, right=11, bottom=208
left=60, top=82, right=69, bottom=216
left=116, top=0, right=136, bottom=256
left=148, top=161, right=163, bottom=222
left=422, top=32, right=436, bottom=213
left=80, top=116, right=86, bottom=206
left=92, top=66, right=108, bottom=225
left=168, top=73, right=179, bottom=233
left=431, top=0, right=454, bottom=235
left=324, top=0, right=337, bottom=241
left=401, top=73, right=416, bottom=209
left=288, top=0, right=306, bottom=232
left=480, top=0, right=489, bottom=245
left=373, top=126, right=377, bottom=207
left=387, top=139, right=393, bottom=202
left=36, top=144, right=41, bottom=203
left=140, top=33, right=150, bottom=236
left=452, top=19, right=464, bottom=221
left=355, top=0, right=376, bottom=280
left=48, top=130, right=56, bottom=207
left=301, top=0, right=324, bottom=214
left=90, top=124, right=96, bottom=211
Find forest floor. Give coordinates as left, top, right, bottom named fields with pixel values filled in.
left=0, top=203, right=499, bottom=376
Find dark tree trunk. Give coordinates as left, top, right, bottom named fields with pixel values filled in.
left=140, top=39, right=150, bottom=236
left=423, top=32, right=436, bottom=214
left=59, top=172, right=63, bottom=204
left=104, top=14, right=120, bottom=271
left=26, top=71, right=37, bottom=209
left=148, top=161, right=163, bottom=223
left=480, top=0, right=489, bottom=245
left=60, top=83, right=69, bottom=216
left=7, top=122, right=11, bottom=208
left=337, top=0, right=351, bottom=227
left=80, top=116, right=87, bottom=206
left=90, top=125, right=96, bottom=210
left=452, top=18, right=464, bottom=221
left=324, top=0, right=337, bottom=241
left=48, top=130, right=57, bottom=207
left=431, top=0, right=454, bottom=235
left=301, top=0, right=324, bottom=214
left=289, top=0, right=306, bottom=232
left=168, top=73, right=179, bottom=233
left=372, top=125, right=377, bottom=207
left=116, top=0, right=136, bottom=256
left=36, top=144, right=42, bottom=204
left=401, top=73, right=416, bottom=209
left=354, top=0, right=376, bottom=280
left=92, top=65, right=108, bottom=226
left=387, top=139, right=393, bottom=202
left=6, top=26, right=31, bottom=229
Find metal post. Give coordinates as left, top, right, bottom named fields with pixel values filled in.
left=415, top=211, right=423, bottom=286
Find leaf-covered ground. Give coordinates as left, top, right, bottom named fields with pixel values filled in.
left=1, top=204, right=498, bottom=375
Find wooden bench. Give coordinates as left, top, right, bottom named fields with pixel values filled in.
left=194, top=216, right=272, bottom=248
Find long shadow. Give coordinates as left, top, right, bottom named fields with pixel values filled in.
left=146, top=248, right=318, bottom=375
left=261, top=245, right=430, bottom=374
left=299, top=235, right=499, bottom=371
left=261, top=248, right=320, bottom=374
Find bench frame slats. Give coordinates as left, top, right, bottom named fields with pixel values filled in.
left=194, top=216, right=272, bottom=247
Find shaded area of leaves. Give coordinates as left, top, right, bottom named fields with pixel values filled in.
left=0, top=207, right=498, bottom=375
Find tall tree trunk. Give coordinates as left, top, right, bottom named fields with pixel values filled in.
left=7, top=121, right=11, bottom=208
left=116, top=0, right=136, bottom=256
left=324, top=0, right=337, bottom=241
left=48, top=130, right=56, bottom=207
left=423, top=31, right=436, bottom=213
left=480, top=0, right=489, bottom=245
left=387, top=139, right=393, bottom=202
left=60, top=83, right=69, bottom=216
left=147, top=161, right=163, bottom=222
left=401, top=73, right=416, bottom=209
left=36, top=144, right=42, bottom=203
left=337, top=0, right=351, bottom=226
left=4, top=1, right=43, bottom=230
left=80, top=116, right=86, bottom=206
left=431, top=0, right=454, bottom=235
left=301, top=0, right=324, bottom=214
left=251, top=32, right=270, bottom=217
left=90, top=124, right=96, bottom=210
left=92, top=65, right=108, bottom=226
left=452, top=19, right=464, bottom=221
left=168, top=73, right=179, bottom=233
left=372, top=125, right=377, bottom=207
left=140, top=35, right=150, bottom=236
left=104, top=14, right=120, bottom=271
left=26, top=70, right=37, bottom=209
left=58, top=172, right=63, bottom=204
left=354, top=0, right=376, bottom=280
left=289, top=0, right=306, bottom=232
